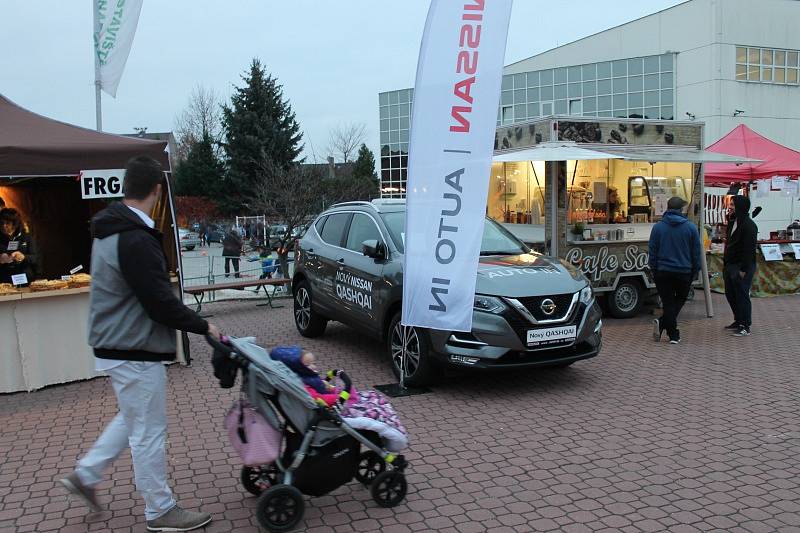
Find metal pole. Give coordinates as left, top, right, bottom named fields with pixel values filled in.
left=697, top=164, right=714, bottom=317
left=92, top=2, right=102, bottom=131
left=549, top=161, right=559, bottom=257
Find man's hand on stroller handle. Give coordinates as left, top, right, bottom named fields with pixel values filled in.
left=206, top=323, right=221, bottom=341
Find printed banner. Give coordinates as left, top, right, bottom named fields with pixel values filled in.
left=93, top=0, right=144, bottom=97
left=402, top=0, right=513, bottom=332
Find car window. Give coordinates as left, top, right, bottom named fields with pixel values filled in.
left=345, top=213, right=382, bottom=252
left=319, top=213, right=351, bottom=246
left=380, top=212, right=528, bottom=256
left=314, top=216, right=327, bottom=233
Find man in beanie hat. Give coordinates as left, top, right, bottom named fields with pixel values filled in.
left=723, top=195, right=758, bottom=336
left=648, top=196, right=702, bottom=344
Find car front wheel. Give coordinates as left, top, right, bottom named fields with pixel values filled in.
left=293, top=280, right=327, bottom=337
left=387, top=312, right=440, bottom=387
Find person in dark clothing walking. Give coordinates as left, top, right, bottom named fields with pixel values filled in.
left=648, top=197, right=702, bottom=344
left=222, top=227, right=243, bottom=278
left=723, top=195, right=758, bottom=336
left=59, top=156, right=219, bottom=531
left=198, top=221, right=207, bottom=247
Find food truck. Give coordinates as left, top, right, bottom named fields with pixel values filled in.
left=490, top=116, right=754, bottom=318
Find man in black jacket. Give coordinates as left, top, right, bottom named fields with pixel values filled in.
left=60, top=156, right=220, bottom=531
left=723, top=195, right=758, bottom=336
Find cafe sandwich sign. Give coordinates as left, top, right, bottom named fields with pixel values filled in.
left=565, top=244, right=650, bottom=282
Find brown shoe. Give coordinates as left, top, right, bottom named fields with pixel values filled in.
left=146, top=505, right=212, bottom=531
left=59, top=472, right=103, bottom=512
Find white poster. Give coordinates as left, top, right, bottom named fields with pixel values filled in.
left=756, top=179, right=770, bottom=198
left=771, top=176, right=786, bottom=190
left=791, top=243, right=800, bottom=260
left=760, top=243, right=783, bottom=261
left=93, top=0, right=144, bottom=97
left=402, top=0, right=513, bottom=332
left=80, top=169, right=126, bottom=199
left=653, top=193, right=668, bottom=215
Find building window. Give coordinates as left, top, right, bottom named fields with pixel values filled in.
left=736, top=46, right=800, bottom=85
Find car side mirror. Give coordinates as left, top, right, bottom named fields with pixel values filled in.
left=362, top=239, right=386, bottom=260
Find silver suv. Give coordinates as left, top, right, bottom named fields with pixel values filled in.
left=292, top=199, right=602, bottom=386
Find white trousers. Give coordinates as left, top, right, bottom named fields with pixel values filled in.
left=76, top=361, right=176, bottom=520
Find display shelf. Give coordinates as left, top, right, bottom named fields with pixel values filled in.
left=18, top=286, right=91, bottom=300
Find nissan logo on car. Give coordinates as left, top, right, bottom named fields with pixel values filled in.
left=540, top=298, right=557, bottom=315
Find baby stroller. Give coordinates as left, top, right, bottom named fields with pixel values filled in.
left=208, top=336, right=409, bottom=532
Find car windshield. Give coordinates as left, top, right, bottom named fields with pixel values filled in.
left=380, top=212, right=529, bottom=255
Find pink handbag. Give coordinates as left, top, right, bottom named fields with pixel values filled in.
left=225, top=400, right=282, bottom=466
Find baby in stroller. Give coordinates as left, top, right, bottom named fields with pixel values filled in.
left=209, top=336, right=409, bottom=533
left=269, top=345, right=408, bottom=452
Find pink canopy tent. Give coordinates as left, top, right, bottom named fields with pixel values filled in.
left=704, top=124, right=800, bottom=186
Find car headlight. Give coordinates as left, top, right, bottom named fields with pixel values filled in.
left=474, top=295, right=506, bottom=314
left=579, top=285, right=594, bottom=304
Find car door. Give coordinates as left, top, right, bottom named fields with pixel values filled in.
left=336, top=213, right=387, bottom=334
left=312, top=212, right=352, bottom=315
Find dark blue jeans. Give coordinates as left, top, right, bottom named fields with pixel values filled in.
left=723, top=263, right=755, bottom=327
left=654, top=271, right=693, bottom=338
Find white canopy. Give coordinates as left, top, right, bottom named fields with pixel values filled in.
left=595, top=145, right=761, bottom=164
left=493, top=142, right=760, bottom=164
left=493, top=142, right=622, bottom=162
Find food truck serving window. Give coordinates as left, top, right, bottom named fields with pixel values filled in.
left=566, top=159, right=695, bottom=242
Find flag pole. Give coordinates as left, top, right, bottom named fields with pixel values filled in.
left=92, top=1, right=102, bottom=131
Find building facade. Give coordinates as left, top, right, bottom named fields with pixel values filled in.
left=378, top=0, right=800, bottom=197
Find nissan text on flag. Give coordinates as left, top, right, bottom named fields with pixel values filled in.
left=291, top=0, right=601, bottom=386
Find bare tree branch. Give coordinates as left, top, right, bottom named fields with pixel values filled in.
left=327, top=122, right=367, bottom=163
left=173, top=85, right=223, bottom=161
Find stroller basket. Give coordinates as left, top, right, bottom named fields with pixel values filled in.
left=208, top=335, right=409, bottom=532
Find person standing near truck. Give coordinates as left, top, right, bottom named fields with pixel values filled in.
left=648, top=197, right=702, bottom=344
left=722, top=195, right=758, bottom=336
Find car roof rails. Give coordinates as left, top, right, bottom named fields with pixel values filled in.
left=329, top=201, right=377, bottom=210
left=371, top=198, right=406, bottom=205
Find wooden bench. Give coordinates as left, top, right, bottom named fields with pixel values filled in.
left=184, top=278, right=291, bottom=313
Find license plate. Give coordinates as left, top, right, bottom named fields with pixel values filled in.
left=527, top=325, right=577, bottom=347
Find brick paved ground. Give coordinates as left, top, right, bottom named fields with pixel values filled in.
left=1, top=293, right=799, bottom=533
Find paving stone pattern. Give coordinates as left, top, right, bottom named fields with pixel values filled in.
left=1, top=294, right=799, bottom=532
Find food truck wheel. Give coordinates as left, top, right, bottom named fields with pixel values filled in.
left=608, top=280, right=643, bottom=318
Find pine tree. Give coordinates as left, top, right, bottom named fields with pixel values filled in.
left=221, top=59, right=303, bottom=212
left=174, top=132, right=224, bottom=199
left=343, top=144, right=380, bottom=200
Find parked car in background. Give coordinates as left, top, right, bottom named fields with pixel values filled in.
left=178, top=228, right=201, bottom=251
left=292, top=199, right=602, bottom=386
left=268, top=225, right=288, bottom=249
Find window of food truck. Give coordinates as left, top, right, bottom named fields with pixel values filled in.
left=487, top=161, right=546, bottom=226
left=566, top=159, right=693, bottom=243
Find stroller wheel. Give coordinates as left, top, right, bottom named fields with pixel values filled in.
left=256, top=485, right=305, bottom=532
left=371, top=471, right=408, bottom=508
left=355, top=451, right=386, bottom=486
left=241, top=464, right=279, bottom=496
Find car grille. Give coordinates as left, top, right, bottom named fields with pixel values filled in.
left=516, top=293, right=575, bottom=322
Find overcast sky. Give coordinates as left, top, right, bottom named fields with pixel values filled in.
left=1, top=1, right=685, bottom=163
